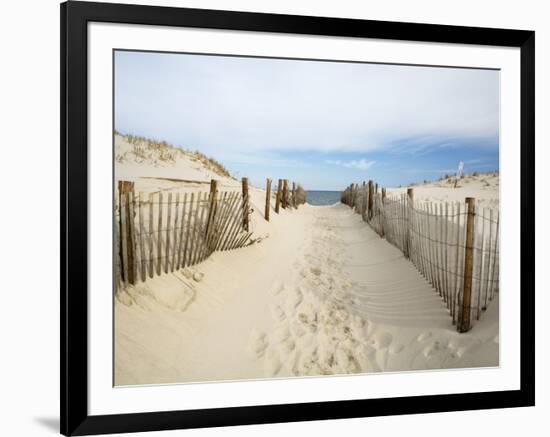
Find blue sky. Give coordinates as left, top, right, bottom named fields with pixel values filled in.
left=115, top=50, right=499, bottom=190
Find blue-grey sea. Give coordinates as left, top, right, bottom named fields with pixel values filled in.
left=306, top=190, right=341, bottom=206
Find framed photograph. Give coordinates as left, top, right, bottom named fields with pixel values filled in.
left=61, top=1, right=535, bottom=435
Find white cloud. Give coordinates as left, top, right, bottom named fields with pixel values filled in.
left=325, top=159, right=376, bottom=170
left=115, top=52, right=499, bottom=154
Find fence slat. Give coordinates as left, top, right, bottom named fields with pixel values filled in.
left=127, top=189, right=137, bottom=285
left=222, top=196, right=244, bottom=251
left=119, top=193, right=129, bottom=286
left=476, top=207, right=485, bottom=319
left=148, top=193, right=154, bottom=278
left=181, top=192, right=195, bottom=269
left=215, top=192, right=239, bottom=250
left=138, top=192, right=147, bottom=282
left=490, top=211, right=500, bottom=300
left=458, top=197, right=475, bottom=332
left=188, top=192, right=203, bottom=266
left=443, top=202, right=449, bottom=306
left=213, top=192, right=235, bottom=250
left=114, top=203, right=122, bottom=292
left=275, top=179, right=282, bottom=213
left=171, top=193, right=180, bottom=272
left=242, top=178, right=249, bottom=230
left=226, top=195, right=247, bottom=250
left=452, top=202, right=461, bottom=323
left=176, top=193, right=188, bottom=270
left=198, top=192, right=213, bottom=263
left=164, top=193, right=172, bottom=274
left=265, top=179, right=271, bottom=221
left=157, top=192, right=163, bottom=276
left=435, top=203, right=444, bottom=297
left=206, top=191, right=224, bottom=254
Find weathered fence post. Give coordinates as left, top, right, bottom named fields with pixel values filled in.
left=275, top=179, right=282, bottom=213
left=292, top=182, right=296, bottom=208
left=459, top=197, right=475, bottom=333
left=165, top=192, right=172, bottom=274
left=360, top=182, right=366, bottom=219
left=118, top=180, right=136, bottom=285
left=406, top=188, right=414, bottom=259
left=205, top=179, right=218, bottom=238
left=375, top=183, right=378, bottom=194
left=265, top=178, right=271, bottom=221
left=282, top=179, right=289, bottom=209
left=368, top=180, right=373, bottom=220
left=380, top=187, right=387, bottom=237
left=242, top=177, right=249, bottom=231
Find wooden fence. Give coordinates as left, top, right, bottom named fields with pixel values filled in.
left=115, top=178, right=256, bottom=289
left=341, top=181, right=499, bottom=333
left=116, top=177, right=304, bottom=290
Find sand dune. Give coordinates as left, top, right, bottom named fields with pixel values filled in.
left=387, top=172, right=499, bottom=208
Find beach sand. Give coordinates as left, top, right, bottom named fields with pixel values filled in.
left=114, top=134, right=499, bottom=385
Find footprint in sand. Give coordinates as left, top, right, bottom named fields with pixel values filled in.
left=417, top=331, right=432, bottom=342
left=369, top=332, right=393, bottom=350
left=273, top=324, right=291, bottom=344
left=423, top=340, right=442, bottom=358
left=248, top=329, right=268, bottom=358
left=270, top=304, right=286, bottom=321
left=279, top=337, right=296, bottom=356
left=264, top=348, right=282, bottom=376
left=285, top=288, right=303, bottom=313
left=357, top=349, right=379, bottom=372
left=290, top=319, right=307, bottom=338
left=310, top=267, right=322, bottom=276
left=389, top=343, right=404, bottom=355
left=271, top=282, right=285, bottom=296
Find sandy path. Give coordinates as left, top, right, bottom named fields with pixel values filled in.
left=115, top=203, right=498, bottom=385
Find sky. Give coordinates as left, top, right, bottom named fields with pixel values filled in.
left=114, top=50, right=499, bottom=191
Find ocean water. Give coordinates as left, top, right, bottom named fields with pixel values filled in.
left=306, top=190, right=341, bottom=206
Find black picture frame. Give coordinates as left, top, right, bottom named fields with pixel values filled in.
left=61, top=1, right=535, bottom=435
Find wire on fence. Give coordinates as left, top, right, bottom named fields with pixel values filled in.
left=340, top=180, right=499, bottom=333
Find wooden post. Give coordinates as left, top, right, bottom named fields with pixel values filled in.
left=176, top=193, right=188, bottom=269
left=195, top=192, right=210, bottom=263
left=361, top=182, right=367, bottom=219
left=187, top=193, right=201, bottom=267
left=265, top=178, right=271, bottom=221
left=282, top=179, right=289, bottom=209
left=118, top=181, right=136, bottom=285
left=275, top=179, right=282, bottom=213
left=171, top=193, right=180, bottom=272
left=375, top=183, right=378, bottom=194
left=181, top=192, right=194, bottom=268
left=405, top=188, right=413, bottom=259
left=242, top=177, right=249, bottom=231
left=164, top=193, right=172, bottom=274
left=148, top=193, right=154, bottom=278
left=138, top=192, right=146, bottom=281
left=452, top=202, right=461, bottom=324
left=205, top=179, right=218, bottom=238
left=459, top=197, right=475, bottom=333
left=367, top=180, right=373, bottom=220
left=382, top=187, right=386, bottom=201
left=156, top=192, right=163, bottom=276
left=292, top=182, right=296, bottom=208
